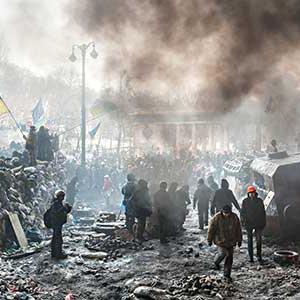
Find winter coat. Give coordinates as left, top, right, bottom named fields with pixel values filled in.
left=122, top=181, right=137, bottom=215
left=50, top=200, right=72, bottom=228
left=208, top=212, right=242, bottom=248
left=193, top=184, right=212, bottom=210
left=241, top=196, right=266, bottom=230
left=175, top=188, right=191, bottom=210
left=153, top=189, right=172, bottom=219
left=25, top=132, right=37, bottom=152
left=132, top=187, right=152, bottom=218
left=211, top=188, right=240, bottom=214
left=208, top=181, right=218, bottom=192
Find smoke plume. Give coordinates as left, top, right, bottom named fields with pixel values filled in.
left=69, top=0, right=300, bottom=111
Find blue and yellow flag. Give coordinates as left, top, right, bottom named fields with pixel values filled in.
left=89, top=122, right=101, bottom=139
left=0, top=97, right=9, bottom=116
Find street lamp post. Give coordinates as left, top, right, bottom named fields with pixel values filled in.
left=69, top=42, right=98, bottom=168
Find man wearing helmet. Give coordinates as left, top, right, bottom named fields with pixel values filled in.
left=50, top=190, right=72, bottom=259
left=241, top=186, right=266, bottom=263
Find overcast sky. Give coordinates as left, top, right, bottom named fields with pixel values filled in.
left=0, top=0, right=105, bottom=91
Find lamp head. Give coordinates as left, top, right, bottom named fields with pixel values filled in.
left=69, top=51, right=77, bottom=62
left=90, top=46, right=98, bottom=59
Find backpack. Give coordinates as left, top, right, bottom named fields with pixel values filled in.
left=43, top=208, right=52, bottom=229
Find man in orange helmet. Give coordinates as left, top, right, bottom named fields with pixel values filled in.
left=241, top=186, right=266, bottom=263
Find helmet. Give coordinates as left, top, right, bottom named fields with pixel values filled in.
left=247, top=186, right=257, bottom=193
left=55, top=190, right=65, bottom=198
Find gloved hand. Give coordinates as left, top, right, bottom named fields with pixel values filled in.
left=208, top=241, right=212, bottom=246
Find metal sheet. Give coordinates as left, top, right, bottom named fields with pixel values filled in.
left=251, top=153, right=300, bottom=177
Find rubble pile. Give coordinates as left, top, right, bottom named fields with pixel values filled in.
left=0, top=259, right=43, bottom=300
left=169, top=274, right=236, bottom=299
left=0, top=157, right=67, bottom=249
left=97, top=212, right=116, bottom=223
left=85, top=235, right=142, bottom=260
left=72, top=206, right=95, bottom=226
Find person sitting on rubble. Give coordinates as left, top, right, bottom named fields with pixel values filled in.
left=153, top=181, right=172, bottom=244
left=211, top=179, right=240, bottom=216
left=49, top=190, right=72, bottom=259
left=131, top=179, right=152, bottom=243
left=241, top=185, right=266, bottom=263
left=268, top=139, right=278, bottom=153
left=207, top=204, right=242, bottom=282
left=122, top=173, right=138, bottom=234
left=193, top=178, right=213, bottom=230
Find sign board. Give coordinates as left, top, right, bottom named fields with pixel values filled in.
left=8, top=212, right=28, bottom=250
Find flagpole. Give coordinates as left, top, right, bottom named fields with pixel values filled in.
left=96, top=131, right=102, bottom=155
left=1, top=97, right=25, bottom=138
left=57, top=114, right=104, bottom=137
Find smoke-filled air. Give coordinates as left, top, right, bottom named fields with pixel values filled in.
left=1, top=1, right=300, bottom=300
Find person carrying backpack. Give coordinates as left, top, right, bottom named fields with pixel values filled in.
left=45, top=190, right=72, bottom=259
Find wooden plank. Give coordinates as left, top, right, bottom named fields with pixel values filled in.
left=7, top=212, right=28, bottom=250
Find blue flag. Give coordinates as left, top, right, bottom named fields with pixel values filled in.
left=32, top=99, right=44, bottom=126
left=89, top=122, right=101, bottom=138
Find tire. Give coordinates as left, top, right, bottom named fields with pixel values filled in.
left=274, top=250, right=299, bottom=265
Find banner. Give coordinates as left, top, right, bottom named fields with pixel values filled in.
left=32, top=99, right=45, bottom=126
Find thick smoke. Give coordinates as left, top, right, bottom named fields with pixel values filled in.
left=69, top=0, right=300, bottom=112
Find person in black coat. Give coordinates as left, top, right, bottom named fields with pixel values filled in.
left=153, top=182, right=172, bottom=244
left=132, top=179, right=152, bottom=242
left=50, top=190, right=72, bottom=259
left=211, top=179, right=240, bottom=216
left=193, top=179, right=213, bottom=229
left=121, top=173, right=138, bottom=234
left=241, top=186, right=266, bottom=263
left=175, top=185, right=191, bottom=230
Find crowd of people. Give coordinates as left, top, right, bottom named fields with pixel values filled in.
left=121, top=170, right=266, bottom=282
left=0, top=133, right=269, bottom=283
left=23, top=125, right=58, bottom=166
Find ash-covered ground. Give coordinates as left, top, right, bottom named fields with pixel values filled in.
left=1, top=211, right=300, bottom=300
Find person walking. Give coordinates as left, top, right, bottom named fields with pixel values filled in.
left=175, top=185, right=191, bottom=231
left=193, top=178, right=213, bottom=229
left=241, top=186, right=266, bottom=263
left=211, top=179, right=240, bottom=216
left=207, top=205, right=242, bottom=281
left=153, top=182, right=172, bottom=244
left=122, top=173, right=138, bottom=234
left=132, top=179, right=152, bottom=242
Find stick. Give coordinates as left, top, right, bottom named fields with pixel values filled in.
left=1, top=97, right=25, bottom=138
left=57, top=113, right=105, bottom=137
